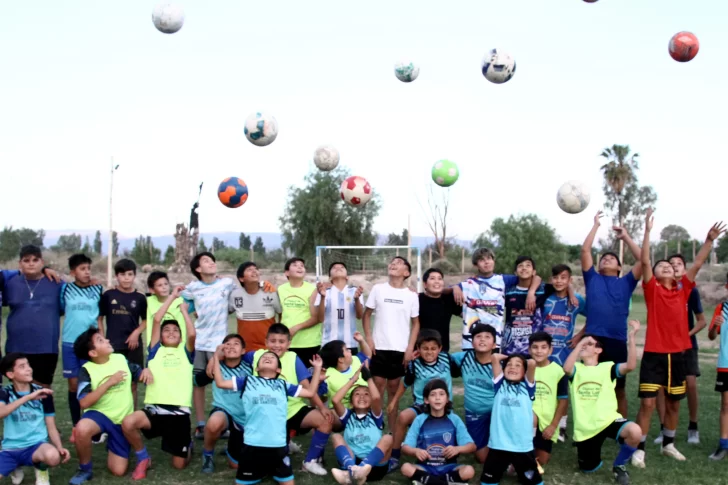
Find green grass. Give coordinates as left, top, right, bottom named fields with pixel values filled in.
left=2, top=305, right=728, bottom=485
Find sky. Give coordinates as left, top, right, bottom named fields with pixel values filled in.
left=1, top=0, right=725, bottom=248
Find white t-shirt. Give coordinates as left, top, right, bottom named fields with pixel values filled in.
left=365, top=283, right=419, bottom=352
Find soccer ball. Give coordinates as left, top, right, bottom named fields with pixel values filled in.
left=313, top=145, right=340, bottom=171
left=556, top=180, right=590, bottom=214
left=431, top=160, right=459, bottom=187
left=151, top=3, right=185, bottom=34
left=583, top=0, right=599, bottom=3
left=244, top=112, right=278, bottom=147
left=394, top=61, right=420, bottom=83
left=217, top=177, right=249, bottom=208
left=481, top=49, right=516, bottom=84
left=340, top=176, right=373, bottom=206
left=669, top=31, right=699, bottom=62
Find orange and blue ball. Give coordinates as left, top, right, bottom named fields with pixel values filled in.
left=217, top=177, right=249, bottom=208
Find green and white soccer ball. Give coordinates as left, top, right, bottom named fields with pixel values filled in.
left=394, top=61, right=420, bottom=82
left=244, top=112, right=278, bottom=147
left=152, top=3, right=185, bottom=34
left=557, top=180, right=591, bottom=214
left=431, top=160, right=459, bottom=187
left=313, top=145, right=340, bottom=171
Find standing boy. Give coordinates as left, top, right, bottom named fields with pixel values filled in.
left=708, top=283, right=728, bottom=460
left=279, top=258, right=320, bottom=364
left=502, top=256, right=549, bottom=356
left=229, top=262, right=281, bottom=352
left=316, top=262, right=364, bottom=353
left=418, top=268, right=461, bottom=353
left=146, top=271, right=186, bottom=345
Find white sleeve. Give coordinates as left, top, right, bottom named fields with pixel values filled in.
left=314, top=293, right=322, bottom=306
left=365, top=285, right=378, bottom=309
left=410, top=292, right=420, bottom=318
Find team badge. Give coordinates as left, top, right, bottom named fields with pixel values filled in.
left=442, top=432, right=452, bottom=443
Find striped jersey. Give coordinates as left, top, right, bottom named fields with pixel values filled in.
left=60, top=282, right=102, bottom=343
left=450, top=350, right=495, bottom=414
left=315, top=285, right=364, bottom=348
left=403, top=353, right=453, bottom=405
left=458, top=274, right=518, bottom=349
left=710, top=302, right=728, bottom=372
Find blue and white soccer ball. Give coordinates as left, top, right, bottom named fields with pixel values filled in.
left=557, top=180, right=591, bottom=214
left=244, top=112, right=279, bottom=147
left=152, top=3, right=185, bottom=34
left=394, top=61, right=420, bottom=83
left=481, top=49, right=516, bottom=84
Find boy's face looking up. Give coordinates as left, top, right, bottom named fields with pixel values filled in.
left=266, top=333, right=291, bottom=356
left=242, top=265, right=260, bottom=284
left=598, top=254, right=620, bottom=275
left=223, top=338, right=245, bottom=359
left=285, top=261, right=306, bottom=280
left=424, top=271, right=444, bottom=296
left=116, top=270, right=136, bottom=291
left=257, top=352, right=281, bottom=375
left=151, top=277, right=170, bottom=298
left=515, top=260, right=534, bottom=280
left=654, top=261, right=676, bottom=282
left=551, top=270, right=571, bottom=293
left=472, top=331, right=495, bottom=353
left=579, top=337, right=602, bottom=359
left=669, top=257, right=686, bottom=278
left=195, top=256, right=217, bottom=278
left=418, top=340, right=441, bottom=364
left=90, top=332, right=114, bottom=358
left=329, top=263, right=348, bottom=280
left=72, top=262, right=92, bottom=285
left=504, top=357, right=526, bottom=382
left=161, top=322, right=182, bottom=347
left=529, top=341, right=551, bottom=363
left=475, top=256, right=495, bottom=276
left=351, top=386, right=372, bottom=411
left=19, top=255, right=43, bottom=278
left=340, top=344, right=353, bottom=368
left=388, top=258, right=409, bottom=278
left=425, top=388, right=448, bottom=412
left=6, top=358, right=33, bottom=384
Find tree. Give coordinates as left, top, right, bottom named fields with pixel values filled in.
left=51, top=233, right=82, bottom=253
left=212, top=237, right=226, bottom=252
left=386, top=229, right=409, bottom=246
left=112, top=231, right=120, bottom=258
left=198, top=237, right=207, bottom=253
left=419, top=183, right=450, bottom=259
left=81, top=236, right=92, bottom=254
left=253, top=237, right=266, bottom=254
left=660, top=224, right=691, bottom=242
left=93, top=231, right=102, bottom=255
left=473, top=214, right=568, bottom=275
left=0, top=227, right=45, bottom=262
left=280, top=168, right=380, bottom=261
left=163, top=245, right=175, bottom=266
left=130, top=235, right=161, bottom=266
left=239, top=233, right=252, bottom=250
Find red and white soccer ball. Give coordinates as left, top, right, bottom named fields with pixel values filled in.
left=340, top=176, right=373, bottom=207
left=669, top=31, right=700, bottom=62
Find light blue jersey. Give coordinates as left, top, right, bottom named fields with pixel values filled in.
left=195, top=361, right=252, bottom=425
left=403, top=353, right=453, bottom=405
left=182, top=278, right=236, bottom=352
left=458, top=274, right=518, bottom=349
left=404, top=413, right=473, bottom=468
left=450, top=350, right=495, bottom=414
left=0, top=384, right=54, bottom=450
left=488, top=375, right=536, bottom=453
left=542, top=294, right=586, bottom=366
left=712, top=302, right=728, bottom=371
left=340, top=408, right=383, bottom=459
left=233, top=375, right=300, bottom=448
left=60, top=283, right=102, bottom=343
left=316, top=285, right=363, bottom=349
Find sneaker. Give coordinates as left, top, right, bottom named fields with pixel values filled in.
left=351, top=464, right=370, bottom=485
left=653, top=433, right=663, bottom=445
left=201, top=455, right=214, bottom=474
left=221, top=430, right=230, bottom=440
left=558, top=428, right=567, bottom=443
left=34, top=469, right=50, bottom=485
left=194, top=425, right=205, bottom=440
left=131, top=458, right=151, bottom=480
left=612, top=465, right=630, bottom=485
left=630, top=449, right=646, bottom=469
left=10, top=468, right=24, bottom=485
left=92, top=433, right=107, bottom=445
left=331, top=468, right=351, bottom=485
left=709, top=447, right=728, bottom=461
left=302, top=460, right=328, bottom=476
left=687, top=430, right=700, bottom=445
left=288, top=441, right=302, bottom=454
left=387, top=458, right=400, bottom=473
left=68, top=468, right=93, bottom=485
left=411, top=481, right=424, bottom=485
left=661, top=443, right=686, bottom=461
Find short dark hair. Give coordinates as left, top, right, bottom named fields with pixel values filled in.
left=147, top=271, right=169, bottom=289
left=392, top=256, right=412, bottom=277
left=652, top=259, right=671, bottom=274
left=514, top=256, right=535, bottom=271
left=236, top=262, right=258, bottom=280
left=19, top=245, right=42, bottom=260
left=584, top=334, right=603, bottom=349
left=503, top=354, right=529, bottom=377
left=416, top=329, right=442, bottom=349
left=284, top=257, right=305, bottom=272
left=161, top=319, right=181, bottom=332
left=599, top=251, right=621, bottom=267
left=422, top=268, right=444, bottom=283
left=267, top=323, right=291, bottom=339
left=471, top=323, right=497, bottom=340
left=190, top=251, right=215, bottom=280
left=551, top=264, right=572, bottom=277
left=68, top=253, right=92, bottom=271
left=319, top=340, right=346, bottom=368
left=114, top=258, right=137, bottom=275
left=223, top=333, right=245, bottom=348
left=529, top=331, right=552, bottom=347
left=471, top=247, right=495, bottom=266
left=328, top=261, right=348, bottom=276
left=667, top=253, right=687, bottom=266
left=422, top=378, right=453, bottom=414
left=74, top=327, right=101, bottom=361
left=0, top=353, right=28, bottom=379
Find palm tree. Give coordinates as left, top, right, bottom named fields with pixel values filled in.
left=599, top=144, right=639, bottom=269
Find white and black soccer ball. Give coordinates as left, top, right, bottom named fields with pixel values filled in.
left=481, top=49, right=516, bottom=84
left=394, top=61, right=420, bottom=83
left=244, top=112, right=279, bottom=147
left=152, top=3, right=185, bottom=34
left=313, top=146, right=340, bottom=171
left=556, top=180, right=591, bottom=214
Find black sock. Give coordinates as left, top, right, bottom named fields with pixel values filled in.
left=411, top=469, right=447, bottom=485
left=663, top=434, right=675, bottom=446
left=638, top=440, right=646, bottom=451
left=445, top=470, right=465, bottom=483
left=68, top=392, right=81, bottom=426
left=660, top=423, right=664, bottom=431
left=688, top=421, right=698, bottom=431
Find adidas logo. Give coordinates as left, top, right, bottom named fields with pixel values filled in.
left=263, top=296, right=274, bottom=303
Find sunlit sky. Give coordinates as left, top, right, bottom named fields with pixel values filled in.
left=1, top=0, right=725, bottom=247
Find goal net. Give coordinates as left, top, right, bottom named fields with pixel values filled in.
left=315, top=246, right=422, bottom=292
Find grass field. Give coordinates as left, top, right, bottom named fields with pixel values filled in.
left=3, top=299, right=728, bottom=485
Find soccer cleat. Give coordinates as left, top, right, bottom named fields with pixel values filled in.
left=194, top=425, right=205, bottom=440
left=709, top=447, right=728, bottom=461
left=288, top=441, right=302, bottom=454
left=201, top=455, right=215, bottom=474
left=387, top=458, right=400, bottom=473
left=653, top=433, right=663, bottom=445
left=612, top=465, right=630, bottom=485
left=687, top=430, right=700, bottom=445
left=131, top=458, right=151, bottom=481
left=331, top=468, right=351, bottom=485
left=68, top=469, right=93, bottom=485
left=302, top=460, right=328, bottom=476
left=92, top=433, right=107, bottom=445
left=661, top=443, right=686, bottom=461
left=34, top=469, right=50, bottom=485
left=558, top=428, right=567, bottom=443
left=351, top=464, right=370, bottom=485
left=10, top=468, right=24, bottom=485
left=630, top=449, right=646, bottom=469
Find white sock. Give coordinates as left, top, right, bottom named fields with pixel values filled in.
left=533, top=427, right=537, bottom=437
left=559, top=415, right=568, bottom=429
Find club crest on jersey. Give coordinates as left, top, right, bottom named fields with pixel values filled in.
left=130, top=300, right=137, bottom=308
left=442, top=432, right=452, bottom=443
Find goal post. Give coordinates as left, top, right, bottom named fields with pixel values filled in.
left=315, top=246, right=422, bottom=292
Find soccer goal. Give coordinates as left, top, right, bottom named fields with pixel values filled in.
left=315, top=246, right=422, bottom=292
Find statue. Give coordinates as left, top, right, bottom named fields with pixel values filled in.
left=169, top=183, right=203, bottom=272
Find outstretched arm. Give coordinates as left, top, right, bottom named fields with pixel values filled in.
left=491, top=353, right=505, bottom=379
left=641, top=209, right=654, bottom=283
left=687, top=221, right=727, bottom=281
left=617, top=320, right=640, bottom=376
left=614, top=226, right=643, bottom=280
left=563, top=338, right=591, bottom=376
left=331, top=367, right=363, bottom=417
left=581, top=211, right=603, bottom=272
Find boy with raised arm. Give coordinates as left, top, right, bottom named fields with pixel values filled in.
left=632, top=210, right=725, bottom=467
left=316, top=262, right=364, bottom=353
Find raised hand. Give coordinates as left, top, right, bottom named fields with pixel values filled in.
left=612, top=226, right=628, bottom=240
left=353, top=331, right=364, bottom=343
left=593, top=210, right=604, bottom=227
left=645, top=208, right=654, bottom=231
left=707, top=222, right=727, bottom=242
left=316, top=282, right=327, bottom=297
left=310, top=354, right=323, bottom=370
left=354, top=286, right=364, bottom=299
left=172, top=285, right=186, bottom=298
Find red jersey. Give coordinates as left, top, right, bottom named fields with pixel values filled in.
left=643, top=274, right=694, bottom=353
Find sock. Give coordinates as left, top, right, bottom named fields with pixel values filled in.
left=361, top=447, right=385, bottom=467
left=688, top=421, right=698, bottom=431
left=197, top=420, right=206, bottom=428
left=203, top=448, right=214, bottom=458
left=135, top=448, right=150, bottom=462
left=79, top=462, right=92, bottom=473
left=334, top=445, right=356, bottom=470
left=638, top=436, right=646, bottom=451
left=445, top=469, right=465, bottom=483
left=613, top=443, right=637, bottom=467
left=391, top=448, right=401, bottom=460
left=533, top=426, right=537, bottom=437
left=68, top=392, right=81, bottom=426
left=663, top=428, right=676, bottom=446
left=411, top=469, right=447, bottom=485
left=559, top=415, right=567, bottom=429
left=720, top=438, right=728, bottom=450
left=660, top=423, right=664, bottom=431
left=304, top=430, right=330, bottom=462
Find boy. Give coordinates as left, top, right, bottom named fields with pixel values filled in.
left=708, top=281, right=728, bottom=460
left=195, top=334, right=251, bottom=473
left=529, top=332, right=568, bottom=468
left=122, top=285, right=196, bottom=479
left=632, top=210, right=724, bottom=467
left=69, top=328, right=153, bottom=484
left=319, top=332, right=372, bottom=410
left=316, top=262, right=364, bottom=352
left=577, top=211, right=643, bottom=416
left=452, top=248, right=540, bottom=351
left=0, top=267, right=60, bottom=339
left=418, top=268, right=461, bottom=353
left=450, top=323, right=497, bottom=464
left=0, top=353, right=70, bottom=485
left=229, top=262, right=281, bottom=352
left=401, top=379, right=476, bottom=485
left=279, top=257, right=320, bottom=364
left=502, top=256, right=549, bottom=356
left=564, top=322, right=642, bottom=485
left=60, top=254, right=103, bottom=432
left=362, top=256, right=420, bottom=430
left=146, top=271, right=186, bottom=345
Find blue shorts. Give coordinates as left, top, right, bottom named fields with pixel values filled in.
left=414, top=463, right=462, bottom=477
left=82, top=410, right=130, bottom=458
left=466, top=411, right=492, bottom=450
left=408, top=403, right=427, bottom=415
left=62, top=342, right=87, bottom=379
left=210, top=408, right=243, bottom=464
left=0, top=443, right=44, bottom=477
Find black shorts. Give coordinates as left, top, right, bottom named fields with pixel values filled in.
left=236, top=444, right=293, bottom=484
left=210, top=408, right=243, bottom=464
left=684, top=347, right=700, bottom=377
left=115, top=347, right=144, bottom=367
left=533, top=428, right=553, bottom=454
left=575, top=418, right=630, bottom=472
left=355, top=458, right=387, bottom=481
left=370, top=350, right=405, bottom=380
left=141, top=410, right=192, bottom=458
left=287, top=406, right=315, bottom=436
left=597, top=337, right=627, bottom=390
left=638, top=351, right=687, bottom=400
left=26, top=353, right=58, bottom=386
left=715, top=372, right=728, bottom=393
left=480, top=449, right=542, bottom=485
left=290, top=346, right=320, bottom=367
